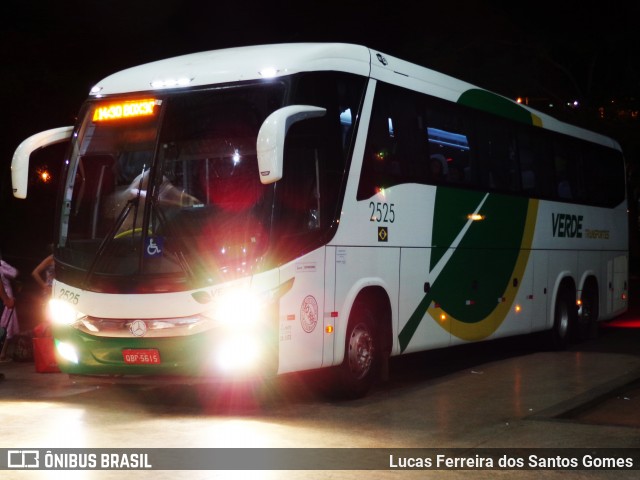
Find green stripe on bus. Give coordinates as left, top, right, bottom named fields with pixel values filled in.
left=457, top=89, right=537, bottom=125
left=399, top=193, right=538, bottom=351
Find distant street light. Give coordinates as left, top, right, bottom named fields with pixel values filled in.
left=37, top=166, right=52, bottom=183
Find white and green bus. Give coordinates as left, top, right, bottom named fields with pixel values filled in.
left=12, top=43, right=628, bottom=397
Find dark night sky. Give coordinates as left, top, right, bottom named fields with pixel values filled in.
left=1, top=0, right=639, bottom=266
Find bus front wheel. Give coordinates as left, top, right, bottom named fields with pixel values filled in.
left=334, top=304, right=379, bottom=399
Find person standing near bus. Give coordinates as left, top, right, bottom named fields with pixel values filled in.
left=0, top=253, right=19, bottom=361
left=31, top=249, right=55, bottom=298
left=32, top=247, right=55, bottom=329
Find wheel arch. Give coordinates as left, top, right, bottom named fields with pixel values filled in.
left=549, top=272, right=576, bottom=330
left=578, top=270, right=599, bottom=295
left=578, top=272, right=599, bottom=305
left=334, top=281, right=393, bottom=366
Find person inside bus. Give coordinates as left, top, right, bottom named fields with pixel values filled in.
left=447, top=164, right=465, bottom=184
left=106, top=169, right=201, bottom=235
left=429, top=154, right=447, bottom=184
left=554, top=155, right=573, bottom=199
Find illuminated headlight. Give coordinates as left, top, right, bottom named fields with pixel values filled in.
left=207, top=289, right=265, bottom=328
left=56, top=341, right=79, bottom=364
left=48, top=299, right=85, bottom=325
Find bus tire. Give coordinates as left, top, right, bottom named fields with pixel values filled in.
left=578, top=281, right=599, bottom=340
left=334, top=303, right=379, bottom=399
left=548, top=286, right=576, bottom=350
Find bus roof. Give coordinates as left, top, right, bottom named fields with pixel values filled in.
left=90, top=43, right=373, bottom=96
left=90, top=42, right=620, bottom=151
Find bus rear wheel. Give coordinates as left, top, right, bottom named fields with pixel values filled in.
left=578, top=281, right=599, bottom=340
left=548, top=286, right=576, bottom=350
left=334, top=304, right=379, bottom=399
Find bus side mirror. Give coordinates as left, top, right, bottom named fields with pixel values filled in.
left=256, top=105, right=326, bottom=184
left=12, top=126, right=74, bottom=199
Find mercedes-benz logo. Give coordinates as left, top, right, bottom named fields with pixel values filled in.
left=129, top=320, right=147, bottom=337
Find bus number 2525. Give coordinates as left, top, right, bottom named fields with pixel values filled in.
left=58, top=289, right=80, bottom=305
left=369, top=202, right=395, bottom=223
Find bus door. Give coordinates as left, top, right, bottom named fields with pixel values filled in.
left=273, top=127, right=338, bottom=374
left=530, top=250, right=550, bottom=332
left=323, top=246, right=337, bottom=366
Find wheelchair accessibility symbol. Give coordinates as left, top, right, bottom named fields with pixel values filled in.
left=145, top=237, right=164, bottom=257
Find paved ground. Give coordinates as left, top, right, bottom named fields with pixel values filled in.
left=0, top=282, right=639, bottom=480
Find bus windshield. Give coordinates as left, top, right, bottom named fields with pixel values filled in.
left=58, top=83, right=285, bottom=289
left=56, top=71, right=365, bottom=292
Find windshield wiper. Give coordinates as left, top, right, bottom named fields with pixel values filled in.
left=149, top=200, right=196, bottom=281
left=81, top=167, right=146, bottom=288
left=81, top=197, right=139, bottom=288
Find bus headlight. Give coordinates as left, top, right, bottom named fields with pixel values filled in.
left=49, top=299, right=85, bottom=325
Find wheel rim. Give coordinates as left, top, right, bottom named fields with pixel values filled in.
left=347, top=323, right=374, bottom=380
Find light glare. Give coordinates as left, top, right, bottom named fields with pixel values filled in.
left=49, top=299, right=81, bottom=325
left=150, top=77, right=192, bottom=88
left=259, top=67, right=278, bottom=78
left=217, top=336, right=260, bottom=371
left=56, top=341, right=79, bottom=364
left=213, top=289, right=262, bottom=327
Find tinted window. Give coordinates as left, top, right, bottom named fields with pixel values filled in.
left=357, top=81, right=625, bottom=208
left=475, top=115, right=519, bottom=193
left=582, top=145, right=626, bottom=207
left=423, top=101, right=474, bottom=187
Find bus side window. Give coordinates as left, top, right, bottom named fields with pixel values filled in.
left=519, top=149, right=536, bottom=193
left=552, top=138, right=583, bottom=202
left=422, top=100, right=474, bottom=187
left=475, top=116, right=519, bottom=193
left=582, top=145, right=626, bottom=207
left=280, top=145, right=321, bottom=231
left=278, top=110, right=348, bottom=238
left=290, top=71, right=362, bottom=226
left=358, top=84, right=403, bottom=198
left=555, top=154, right=574, bottom=200
left=517, top=127, right=554, bottom=199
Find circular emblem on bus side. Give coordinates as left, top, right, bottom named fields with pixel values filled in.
left=300, top=295, right=318, bottom=333
left=130, top=320, right=148, bottom=337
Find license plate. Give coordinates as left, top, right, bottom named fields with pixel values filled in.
left=122, top=349, right=161, bottom=365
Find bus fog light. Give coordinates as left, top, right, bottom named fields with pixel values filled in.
left=56, top=341, right=79, bottom=364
